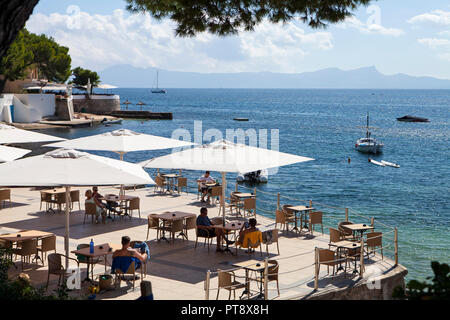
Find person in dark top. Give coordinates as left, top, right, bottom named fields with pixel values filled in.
left=196, top=207, right=232, bottom=252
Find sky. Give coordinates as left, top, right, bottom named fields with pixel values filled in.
left=26, top=0, right=450, bottom=79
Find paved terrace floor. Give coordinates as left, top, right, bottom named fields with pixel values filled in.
left=1, top=187, right=403, bottom=300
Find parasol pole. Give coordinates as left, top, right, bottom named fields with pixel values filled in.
left=221, top=172, right=226, bottom=226
left=65, top=186, right=71, bottom=269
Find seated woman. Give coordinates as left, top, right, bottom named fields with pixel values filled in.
left=112, top=236, right=148, bottom=277
left=236, top=218, right=259, bottom=246
left=85, top=190, right=106, bottom=224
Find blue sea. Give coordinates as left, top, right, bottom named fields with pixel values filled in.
left=45, top=89, right=449, bottom=281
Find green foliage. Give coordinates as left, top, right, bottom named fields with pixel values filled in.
left=0, top=248, right=74, bottom=300
left=393, top=261, right=450, bottom=300
left=70, top=66, right=101, bottom=88
left=0, top=28, right=72, bottom=86
left=125, top=0, right=374, bottom=37
left=0, top=30, right=33, bottom=82
left=24, top=29, right=72, bottom=83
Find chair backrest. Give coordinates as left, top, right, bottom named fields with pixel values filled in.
left=217, top=270, right=232, bottom=288
left=0, top=189, right=11, bottom=201
left=155, top=176, right=165, bottom=187
left=40, top=192, right=52, bottom=201
left=147, top=215, right=159, bottom=228
left=318, top=249, right=336, bottom=266
left=282, top=204, right=295, bottom=216
left=338, top=221, right=354, bottom=236
left=48, top=253, right=63, bottom=274
left=171, top=219, right=184, bottom=232
left=275, top=210, right=286, bottom=224
left=112, top=257, right=136, bottom=275
left=329, top=228, right=341, bottom=243
left=178, top=177, right=187, bottom=187
left=242, top=231, right=262, bottom=248
left=267, top=260, right=279, bottom=281
left=56, top=193, right=66, bottom=204
left=271, top=229, right=279, bottom=242
left=19, top=239, right=37, bottom=255
left=41, top=235, right=56, bottom=252
left=310, top=211, right=323, bottom=224
left=210, top=186, right=222, bottom=197
left=85, top=202, right=97, bottom=215
left=129, top=197, right=140, bottom=210
left=366, top=232, right=382, bottom=247
left=244, top=198, right=256, bottom=210
left=70, top=190, right=80, bottom=202
left=130, top=240, right=143, bottom=248
left=185, top=216, right=197, bottom=230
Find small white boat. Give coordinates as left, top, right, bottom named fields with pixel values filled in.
left=101, top=118, right=123, bottom=125
left=237, top=169, right=268, bottom=183
left=369, top=159, right=385, bottom=167
left=355, top=114, right=384, bottom=154
left=381, top=160, right=400, bottom=168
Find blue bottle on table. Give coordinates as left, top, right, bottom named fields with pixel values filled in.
left=90, top=239, right=94, bottom=254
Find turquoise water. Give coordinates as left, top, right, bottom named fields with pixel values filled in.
left=46, top=89, right=449, bottom=281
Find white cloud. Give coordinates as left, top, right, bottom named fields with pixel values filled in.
left=25, top=10, right=333, bottom=73
left=417, top=38, right=450, bottom=62
left=408, top=10, right=450, bottom=26
left=338, top=16, right=404, bottom=37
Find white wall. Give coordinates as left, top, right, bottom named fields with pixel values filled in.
left=0, top=94, right=13, bottom=123
left=15, top=94, right=55, bottom=117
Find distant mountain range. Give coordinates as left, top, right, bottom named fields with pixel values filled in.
left=99, top=65, right=450, bottom=89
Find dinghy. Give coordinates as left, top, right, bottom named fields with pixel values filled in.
left=236, top=169, right=268, bottom=183
left=381, top=160, right=400, bottom=168
left=368, top=158, right=385, bottom=167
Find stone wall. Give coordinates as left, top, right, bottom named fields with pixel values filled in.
left=305, top=264, right=408, bottom=300
left=72, top=95, right=120, bottom=115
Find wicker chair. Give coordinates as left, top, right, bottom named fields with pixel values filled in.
left=70, top=190, right=81, bottom=211
left=365, top=232, right=383, bottom=259
left=129, top=241, right=148, bottom=279
left=46, top=253, right=79, bottom=290
left=55, top=193, right=67, bottom=213
left=113, top=259, right=138, bottom=290
left=40, top=192, right=55, bottom=212
left=262, top=229, right=280, bottom=255
left=242, top=198, right=256, bottom=218
left=177, top=177, right=188, bottom=195
left=255, top=259, right=280, bottom=296
left=216, top=270, right=245, bottom=300
left=122, top=197, right=140, bottom=219
left=318, top=248, right=344, bottom=276
left=84, top=202, right=97, bottom=224
left=0, top=189, right=11, bottom=209
left=168, top=219, right=184, bottom=243
left=328, top=228, right=342, bottom=248
left=209, top=186, right=222, bottom=205
left=146, top=214, right=161, bottom=241
left=36, top=235, right=56, bottom=266
left=338, top=221, right=355, bottom=240
left=282, top=205, right=298, bottom=231
left=194, top=226, right=215, bottom=251
left=309, top=211, right=324, bottom=235
left=184, top=216, right=197, bottom=241
left=13, top=239, right=37, bottom=271
left=154, top=176, right=168, bottom=194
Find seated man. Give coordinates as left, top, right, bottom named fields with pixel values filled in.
left=112, top=236, right=148, bottom=277
left=196, top=171, right=215, bottom=203
left=92, top=186, right=123, bottom=217
left=85, top=190, right=106, bottom=224
left=237, top=218, right=259, bottom=246
left=196, top=207, right=233, bottom=252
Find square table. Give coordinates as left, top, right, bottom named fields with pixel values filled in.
left=41, top=188, right=80, bottom=213
left=156, top=211, right=196, bottom=242
left=232, top=193, right=255, bottom=215
left=286, top=205, right=315, bottom=232
left=232, top=259, right=276, bottom=299
left=0, top=230, right=55, bottom=265
left=213, top=221, right=244, bottom=255
left=71, top=243, right=121, bottom=281
left=329, top=240, right=362, bottom=274
left=343, top=223, right=374, bottom=239
left=161, top=174, right=181, bottom=194
left=101, top=194, right=138, bottom=219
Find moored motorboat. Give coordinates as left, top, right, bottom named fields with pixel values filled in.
left=381, top=160, right=400, bottom=168
left=397, top=115, right=429, bottom=122
left=236, top=169, right=268, bottom=183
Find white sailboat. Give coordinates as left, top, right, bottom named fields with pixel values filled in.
left=355, top=113, right=384, bottom=154
left=151, top=70, right=166, bottom=94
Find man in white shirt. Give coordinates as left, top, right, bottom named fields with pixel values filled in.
left=197, top=171, right=216, bottom=203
